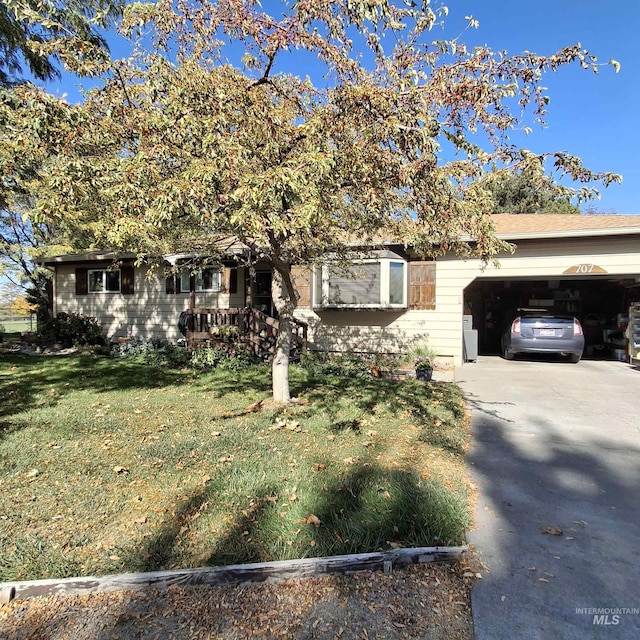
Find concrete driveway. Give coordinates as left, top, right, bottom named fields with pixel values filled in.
left=457, top=356, right=640, bottom=640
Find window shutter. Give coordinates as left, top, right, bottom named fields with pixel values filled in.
left=121, top=265, right=135, bottom=295
left=409, top=261, right=436, bottom=310
left=166, top=273, right=183, bottom=294
left=75, top=268, right=88, bottom=295
left=229, top=267, right=238, bottom=294
left=291, top=265, right=312, bottom=308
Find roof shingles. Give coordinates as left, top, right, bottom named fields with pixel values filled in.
left=492, top=214, right=640, bottom=237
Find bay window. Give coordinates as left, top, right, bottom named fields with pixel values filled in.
left=314, top=255, right=408, bottom=309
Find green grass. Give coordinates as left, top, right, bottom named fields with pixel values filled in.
left=0, top=353, right=472, bottom=582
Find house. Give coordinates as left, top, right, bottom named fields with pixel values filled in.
left=40, top=214, right=640, bottom=365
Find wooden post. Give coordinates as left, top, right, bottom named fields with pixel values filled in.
left=0, top=586, right=15, bottom=604
left=245, top=267, right=253, bottom=308
left=1, top=546, right=467, bottom=601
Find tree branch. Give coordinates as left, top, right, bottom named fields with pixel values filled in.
left=249, top=46, right=279, bottom=89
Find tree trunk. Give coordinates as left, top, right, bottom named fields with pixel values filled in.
left=271, top=267, right=295, bottom=404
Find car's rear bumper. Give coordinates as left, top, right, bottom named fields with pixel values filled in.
left=509, top=335, right=585, bottom=356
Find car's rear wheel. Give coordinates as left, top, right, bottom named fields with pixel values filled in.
left=502, top=340, right=514, bottom=361
left=569, top=354, right=581, bottom=363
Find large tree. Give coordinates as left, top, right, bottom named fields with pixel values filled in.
left=0, top=0, right=124, bottom=86
left=18, top=0, right=620, bottom=402
left=0, top=0, right=125, bottom=323
left=0, top=82, right=89, bottom=319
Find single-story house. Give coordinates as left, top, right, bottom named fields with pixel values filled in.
left=40, top=214, right=640, bottom=365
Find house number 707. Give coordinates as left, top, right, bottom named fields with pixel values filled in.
left=563, top=263, right=607, bottom=275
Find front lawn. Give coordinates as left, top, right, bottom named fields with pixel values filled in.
left=0, top=353, right=471, bottom=582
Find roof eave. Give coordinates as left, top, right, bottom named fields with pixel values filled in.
left=494, top=227, right=640, bottom=241
left=38, top=251, right=137, bottom=266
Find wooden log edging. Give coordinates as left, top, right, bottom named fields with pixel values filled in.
left=1, top=546, right=467, bottom=602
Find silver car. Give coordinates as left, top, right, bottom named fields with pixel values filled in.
left=502, top=308, right=585, bottom=363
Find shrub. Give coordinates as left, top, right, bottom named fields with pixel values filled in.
left=368, top=352, right=403, bottom=371
left=112, top=338, right=190, bottom=368
left=189, top=344, right=254, bottom=372
left=113, top=339, right=254, bottom=371
left=299, top=350, right=372, bottom=378
left=38, top=312, right=105, bottom=347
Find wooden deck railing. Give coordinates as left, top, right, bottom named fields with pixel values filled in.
left=185, top=307, right=307, bottom=360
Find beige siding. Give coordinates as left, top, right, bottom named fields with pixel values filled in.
left=434, top=235, right=640, bottom=364
left=295, top=263, right=464, bottom=359
left=439, top=236, right=640, bottom=283
left=54, top=234, right=640, bottom=363
left=55, top=264, right=246, bottom=341
left=297, top=235, right=640, bottom=366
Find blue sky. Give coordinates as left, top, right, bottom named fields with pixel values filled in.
left=446, top=0, right=639, bottom=214
left=45, top=0, right=639, bottom=214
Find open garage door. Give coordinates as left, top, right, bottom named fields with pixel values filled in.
left=463, top=275, right=640, bottom=360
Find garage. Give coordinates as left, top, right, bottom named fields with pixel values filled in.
left=446, top=215, right=640, bottom=365
left=464, top=275, right=639, bottom=359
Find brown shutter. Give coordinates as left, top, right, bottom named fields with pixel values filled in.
left=166, top=273, right=182, bottom=294
left=409, top=261, right=436, bottom=310
left=229, top=267, right=238, bottom=294
left=75, top=267, right=88, bottom=295
left=291, top=265, right=312, bottom=308
left=121, top=265, right=135, bottom=295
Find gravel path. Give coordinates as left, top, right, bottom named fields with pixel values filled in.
left=0, top=563, right=474, bottom=639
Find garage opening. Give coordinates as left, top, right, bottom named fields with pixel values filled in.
left=463, top=276, right=640, bottom=360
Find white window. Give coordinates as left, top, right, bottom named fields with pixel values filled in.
left=180, top=266, right=220, bottom=292
left=314, top=257, right=407, bottom=309
left=88, top=269, right=121, bottom=293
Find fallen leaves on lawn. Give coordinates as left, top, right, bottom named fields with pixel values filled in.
left=269, top=419, right=301, bottom=433
left=297, top=514, right=321, bottom=528
left=246, top=400, right=264, bottom=413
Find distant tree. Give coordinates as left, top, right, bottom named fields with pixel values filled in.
left=486, top=169, right=580, bottom=214
left=0, top=204, right=61, bottom=321
left=582, top=204, right=618, bottom=215
left=10, top=0, right=622, bottom=402
left=10, top=293, right=35, bottom=315
left=0, top=0, right=123, bottom=86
